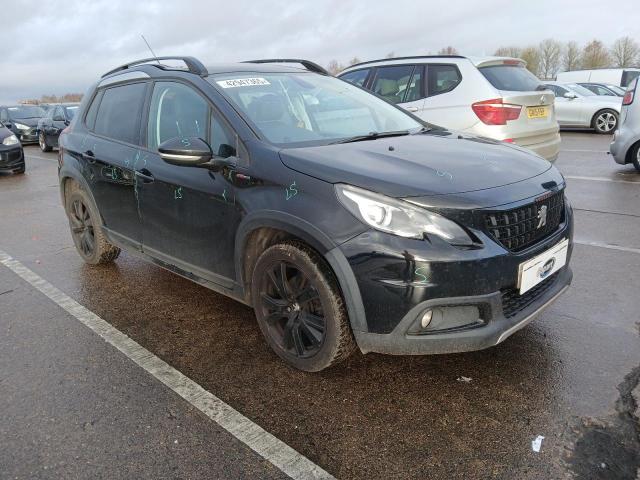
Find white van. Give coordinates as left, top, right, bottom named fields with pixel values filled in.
left=556, top=68, right=640, bottom=88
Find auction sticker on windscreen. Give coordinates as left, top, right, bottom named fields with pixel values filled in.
left=216, top=78, right=271, bottom=88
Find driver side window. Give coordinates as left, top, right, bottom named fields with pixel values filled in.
left=147, top=81, right=235, bottom=158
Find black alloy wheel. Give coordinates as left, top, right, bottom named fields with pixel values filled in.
left=259, top=261, right=326, bottom=358
left=69, top=198, right=96, bottom=258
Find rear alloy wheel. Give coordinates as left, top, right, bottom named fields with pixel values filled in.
left=251, top=241, right=356, bottom=371
left=632, top=143, right=640, bottom=173
left=39, top=131, right=52, bottom=152
left=65, top=183, right=120, bottom=265
left=593, top=109, right=618, bottom=134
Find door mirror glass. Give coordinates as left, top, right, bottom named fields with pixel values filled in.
left=158, top=137, right=213, bottom=167
left=563, top=92, right=578, bottom=99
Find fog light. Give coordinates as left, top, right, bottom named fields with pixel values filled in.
left=420, top=309, right=433, bottom=329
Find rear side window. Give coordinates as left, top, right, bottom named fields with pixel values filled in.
left=371, top=65, right=416, bottom=104
left=94, top=83, right=147, bottom=145
left=479, top=65, right=541, bottom=92
left=427, top=65, right=461, bottom=96
left=340, top=69, right=370, bottom=87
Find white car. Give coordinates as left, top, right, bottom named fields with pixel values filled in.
left=556, top=68, right=640, bottom=89
left=338, top=55, right=560, bottom=161
left=543, top=82, right=622, bottom=134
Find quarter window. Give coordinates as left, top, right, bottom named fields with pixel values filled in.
left=94, top=83, right=147, bottom=145
left=340, top=69, right=371, bottom=87
left=371, top=65, right=416, bottom=104
left=427, top=65, right=461, bottom=96
left=84, top=91, right=103, bottom=130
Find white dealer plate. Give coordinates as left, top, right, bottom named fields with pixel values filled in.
left=517, top=238, right=568, bottom=295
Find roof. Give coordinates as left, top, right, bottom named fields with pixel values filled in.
left=340, top=55, right=525, bottom=72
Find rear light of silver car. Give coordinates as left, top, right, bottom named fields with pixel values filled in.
left=623, top=90, right=634, bottom=105
left=471, top=98, right=522, bottom=125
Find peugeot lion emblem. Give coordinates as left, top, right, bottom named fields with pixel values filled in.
left=536, top=205, right=548, bottom=229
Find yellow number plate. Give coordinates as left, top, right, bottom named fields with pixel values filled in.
left=527, top=106, right=549, bottom=119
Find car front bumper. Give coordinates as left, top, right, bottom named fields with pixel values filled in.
left=0, top=145, right=25, bottom=171
left=338, top=200, right=574, bottom=355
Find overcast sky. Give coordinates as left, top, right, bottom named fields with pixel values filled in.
left=1, top=0, right=638, bottom=103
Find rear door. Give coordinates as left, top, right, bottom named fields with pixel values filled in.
left=138, top=80, right=241, bottom=285
left=369, top=64, right=426, bottom=115
left=421, top=63, right=465, bottom=128
left=83, top=82, right=148, bottom=249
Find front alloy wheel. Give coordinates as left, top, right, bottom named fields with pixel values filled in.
left=251, top=242, right=356, bottom=371
left=594, top=110, right=618, bottom=134
left=39, top=132, right=52, bottom=152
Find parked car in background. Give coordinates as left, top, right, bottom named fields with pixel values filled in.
left=556, top=68, right=640, bottom=88
left=0, top=105, right=47, bottom=144
left=37, top=103, right=79, bottom=152
left=58, top=56, right=573, bottom=371
left=339, top=56, right=560, bottom=162
left=610, top=78, right=640, bottom=172
left=542, top=82, right=622, bottom=134
left=0, top=121, right=25, bottom=174
left=579, top=82, right=625, bottom=97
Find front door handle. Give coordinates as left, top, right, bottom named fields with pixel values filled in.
left=135, top=169, right=155, bottom=183
left=82, top=150, right=96, bottom=163
left=405, top=106, right=419, bottom=112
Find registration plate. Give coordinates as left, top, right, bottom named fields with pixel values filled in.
left=527, top=106, right=549, bottom=119
left=517, top=238, right=568, bottom=294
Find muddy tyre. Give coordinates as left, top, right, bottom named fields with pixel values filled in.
left=251, top=241, right=356, bottom=372
left=64, top=182, right=120, bottom=265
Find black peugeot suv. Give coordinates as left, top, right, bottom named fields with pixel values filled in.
left=58, top=56, right=573, bottom=371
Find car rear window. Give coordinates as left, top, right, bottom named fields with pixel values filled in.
left=479, top=65, right=542, bottom=92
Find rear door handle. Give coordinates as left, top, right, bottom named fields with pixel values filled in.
left=405, top=106, right=419, bottom=112
left=135, top=169, right=155, bottom=183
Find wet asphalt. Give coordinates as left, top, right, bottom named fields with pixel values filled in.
left=0, top=132, right=639, bottom=479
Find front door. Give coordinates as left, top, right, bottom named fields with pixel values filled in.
left=139, top=81, right=242, bottom=285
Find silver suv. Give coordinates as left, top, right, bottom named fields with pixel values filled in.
left=339, top=55, right=560, bottom=162
left=610, top=77, right=640, bottom=172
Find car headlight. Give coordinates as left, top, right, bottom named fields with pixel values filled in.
left=14, top=123, right=29, bottom=130
left=2, top=134, right=19, bottom=146
left=335, top=184, right=474, bottom=245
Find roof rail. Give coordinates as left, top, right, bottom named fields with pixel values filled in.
left=345, top=55, right=466, bottom=70
left=101, top=56, right=208, bottom=78
left=243, top=59, right=329, bottom=75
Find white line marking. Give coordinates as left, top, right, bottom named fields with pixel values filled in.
left=25, top=153, right=56, bottom=162
left=0, top=249, right=334, bottom=480
left=565, top=175, right=639, bottom=185
left=561, top=149, right=607, bottom=153
left=574, top=240, right=640, bottom=255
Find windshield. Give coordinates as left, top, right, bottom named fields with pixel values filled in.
left=478, top=65, right=542, bottom=92
left=7, top=105, right=46, bottom=119
left=64, top=106, right=79, bottom=119
left=209, top=72, right=423, bottom=146
left=566, top=84, right=596, bottom=96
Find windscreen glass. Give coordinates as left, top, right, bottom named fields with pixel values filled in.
left=7, top=105, right=46, bottom=119
left=210, top=72, right=422, bottom=146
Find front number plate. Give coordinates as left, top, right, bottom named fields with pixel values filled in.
left=527, top=106, right=549, bottom=119
left=517, top=238, right=568, bottom=294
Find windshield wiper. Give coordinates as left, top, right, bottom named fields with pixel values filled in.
left=330, top=130, right=410, bottom=144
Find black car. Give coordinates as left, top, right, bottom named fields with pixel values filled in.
left=38, top=103, right=79, bottom=152
left=58, top=56, right=573, bottom=371
left=0, top=104, right=47, bottom=144
left=0, top=121, right=25, bottom=174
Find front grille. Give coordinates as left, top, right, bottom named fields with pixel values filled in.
left=0, top=149, right=22, bottom=162
left=501, top=271, right=559, bottom=319
left=485, top=191, right=564, bottom=251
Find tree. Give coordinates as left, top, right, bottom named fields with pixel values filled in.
left=562, top=41, right=581, bottom=71
left=581, top=40, right=611, bottom=69
left=520, top=46, right=541, bottom=77
left=326, top=60, right=344, bottom=75
left=538, top=39, right=562, bottom=79
left=348, top=57, right=361, bottom=66
left=438, top=46, right=459, bottom=55
left=610, top=36, right=639, bottom=68
left=385, top=51, right=395, bottom=59
left=494, top=46, right=522, bottom=58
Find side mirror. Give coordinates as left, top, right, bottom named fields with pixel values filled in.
left=158, top=137, right=213, bottom=167
left=563, top=92, right=578, bottom=100
left=4, top=123, right=12, bottom=128
left=53, top=116, right=65, bottom=122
